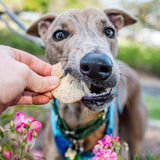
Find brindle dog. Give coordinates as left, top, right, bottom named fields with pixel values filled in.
left=27, top=8, right=147, bottom=159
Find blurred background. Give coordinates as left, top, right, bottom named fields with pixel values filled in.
left=0, top=0, right=160, bottom=159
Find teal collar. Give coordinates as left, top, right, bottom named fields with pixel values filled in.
left=52, top=98, right=109, bottom=141
left=50, top=88, right=120, bottom=159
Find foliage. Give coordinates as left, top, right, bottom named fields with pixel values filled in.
left=3, top=0, right=102, bottom=13
left=0, top=29, right=44, bottom=56
left=23, top=0, right=49, bottom=13
left=3, top=0, right=49, bottom=13
left=143, top=153, right=160, bottom=160
left=47, top=0, right=102, bottom=13
left=122, top=0, right=160, bottom=30
left=118, top=37, right=160, bottom=76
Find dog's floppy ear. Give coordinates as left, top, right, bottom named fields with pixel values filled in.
left=104, top=9, right=137, bottom=30
left=26, top=13, right=57, bottom=39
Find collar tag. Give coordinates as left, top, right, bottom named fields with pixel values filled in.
left=102, top=108, right=108, bottom=120
left=65, top=130, right=75, bottom=135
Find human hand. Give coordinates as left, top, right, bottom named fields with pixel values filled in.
left=0, top=45, right=60, bottom=113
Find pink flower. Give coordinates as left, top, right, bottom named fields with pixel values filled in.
left=97, top=139, right=104, bottom=147
left=91, top=149, right=117, bottom=160
left=101, top=149, right=117, bottom=160
left=2, top=150, right=12, bottom=158
left=113, top=137, right=119, bottom=144
left=91, top=134, right=119, bottom=160
left=103, top=134, right=112, bottom=148
left=92, top=144, right=103, bottom=154
left=31, top=150, right=43, bottom=160
left=15, top=112, right=42, bottom=141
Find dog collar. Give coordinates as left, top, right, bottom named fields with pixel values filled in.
left=52, top=98, right=109, bottom=141
left=50, top=88, right=120, bottom=159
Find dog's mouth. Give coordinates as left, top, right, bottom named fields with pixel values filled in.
left=81, top=82, right=114, bottom=110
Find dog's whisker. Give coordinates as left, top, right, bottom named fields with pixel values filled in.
left=120, top=72, right=136, bottom=86
left=117, top=78, right=127, bottom=94
left=55, top=56, right=68, bottom=59
left=53, top=58, right=68, bottom=64
left=53, top=56, right=68, bottom=63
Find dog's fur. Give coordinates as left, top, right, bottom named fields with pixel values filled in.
left=27, top=8, right=147, bottom=159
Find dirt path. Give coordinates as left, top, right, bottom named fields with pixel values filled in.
left=138, top=71, right=160, bottom=96
left=141, top=125, right=160, bottom=156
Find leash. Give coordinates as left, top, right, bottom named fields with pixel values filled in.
left=50, top=88, right=120, bottom=160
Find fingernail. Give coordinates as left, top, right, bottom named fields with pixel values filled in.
left=49, top=76, right=60, bottom=87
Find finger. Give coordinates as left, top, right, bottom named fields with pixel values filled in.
left=9, top=47, right=52, bottom=76
left=44, top=92, right=53, bottom=99
left=17, top=91, right=52, bottom=105
left=25, top=67, right=60, bottom=93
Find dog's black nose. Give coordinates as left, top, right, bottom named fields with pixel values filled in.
left=80, top=52, right=113, bottom=80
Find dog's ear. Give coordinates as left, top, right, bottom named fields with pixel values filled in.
left=26, top=13, right=57, bottom=39
left=104, top=9, right=137, bottom=30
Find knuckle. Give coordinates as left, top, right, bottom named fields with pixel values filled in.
left=38, top=77, right=46, bottom=92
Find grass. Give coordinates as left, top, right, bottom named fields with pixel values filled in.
left=142, top=94, right=160, bottom=120
left=118, top=37, right=160, bottom=76
left=143, top=153, right=160, bottom=160
left=0, top=29, right=44, bottom=56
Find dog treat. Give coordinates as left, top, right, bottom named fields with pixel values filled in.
left=51, top=62, right=64, bottom=78
left=51, top=63, right=85, bottom=103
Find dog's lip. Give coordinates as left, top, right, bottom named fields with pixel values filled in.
left=82, top=88, right=112, bottom=102
left=80, top=80, right=113, bottom=102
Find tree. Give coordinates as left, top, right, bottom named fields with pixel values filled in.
left=47, top=0, right=102, bottom=13
left=122, top=0, right=160, bottom=30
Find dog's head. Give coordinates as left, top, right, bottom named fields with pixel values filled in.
left=27, top=8, right=136, bottom=111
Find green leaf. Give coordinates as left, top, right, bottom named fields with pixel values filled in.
left=117, top=154, right=123, bottom=160
left=134, top=155, right=139, bottom=160
left=74, top=154, right=82, bottom=160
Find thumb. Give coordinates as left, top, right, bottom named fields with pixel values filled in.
left=25, top=69, right=60, bottom=93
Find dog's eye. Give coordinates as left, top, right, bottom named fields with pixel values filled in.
left=52, top=30, right=68, bottom=41
left=104, top=28, right=115, bottom=39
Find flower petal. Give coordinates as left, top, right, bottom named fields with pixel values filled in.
left=28, top=130, right=32, bottom=141
left=114, top=136, right=119, bottom=143
left=16, top=122, right=28, bottom=133
left=2, top=150, right=12, bottom=158
left=31, top=121, right=42, bottom=130
left=31, top=150, right=43, bottom=160
left=16, top=112, right=26, bottom=122
left=25, top=116, right=35, bottom=123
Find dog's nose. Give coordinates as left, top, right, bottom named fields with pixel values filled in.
left=80, top=52, right=113, bottom=80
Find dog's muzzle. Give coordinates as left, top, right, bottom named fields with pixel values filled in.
left=79, top=52, right=115, bottom=110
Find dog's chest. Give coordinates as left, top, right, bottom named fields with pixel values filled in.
left=59, top=103, right=100, bottom=129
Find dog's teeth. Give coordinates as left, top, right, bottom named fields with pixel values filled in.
left=87, top=84, right=91, bottom=90
left=86, top=89, right=112, bottom=97
left=105, top=88, right=110, bottom=93
left=87, top=92, right=97, bottom=97
left=81, top=81, right=90, bottom=94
